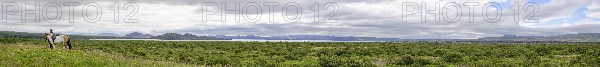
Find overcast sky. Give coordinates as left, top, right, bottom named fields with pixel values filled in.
left=1, top=0, right=599, bottom=39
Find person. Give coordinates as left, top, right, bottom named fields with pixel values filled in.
left=45, top=29, right=72, bottom=49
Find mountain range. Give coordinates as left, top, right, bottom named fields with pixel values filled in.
left=4, top=31, right=600, bottom=42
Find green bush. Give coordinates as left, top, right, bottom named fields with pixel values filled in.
left=1, top=38, right=599, bottom=66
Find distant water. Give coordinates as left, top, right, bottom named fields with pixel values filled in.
left=89, top=39, right=385, bottom=42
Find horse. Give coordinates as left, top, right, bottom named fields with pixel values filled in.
left=44, top=32, right=72, bottom=49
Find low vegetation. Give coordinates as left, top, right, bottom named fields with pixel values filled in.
left=0, top=38, right=196, bottom=67
left=1, top=38, right=600, bottom=66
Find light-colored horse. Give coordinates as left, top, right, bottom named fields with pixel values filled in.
left=45, top=33, right=72, bottom=49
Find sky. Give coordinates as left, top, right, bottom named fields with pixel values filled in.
left=1, top=0, right=600, bottom=39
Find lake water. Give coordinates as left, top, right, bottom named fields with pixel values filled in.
left=89, top=39, right=386, bottom=42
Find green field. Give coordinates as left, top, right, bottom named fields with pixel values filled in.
left=1, top=38, right=600, bottom=66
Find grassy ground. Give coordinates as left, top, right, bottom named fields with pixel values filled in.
left=1, top=38, right=599, bottom=66
left=0, top=43, right=198, bottom=67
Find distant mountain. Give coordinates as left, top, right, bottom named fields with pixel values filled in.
left=98, top=33, right=121, bottom=36
left=211, top=35, right=399, bottom=41
left=5, top=30, right=600, bottom=41
left=124, top=32, right=153, bottom=38
left=151, top=33, right=223, bottom=40
left=478, top=33, right=600, bottom=41
left=0, top=31, right=224, bottom=40
left=0, top=31, right=44, bottom=39
left=213, top=35, right=265, bottom=39
left=547, top=33, right=600, bottom=41
left=0, top=31, right=125, bottom=39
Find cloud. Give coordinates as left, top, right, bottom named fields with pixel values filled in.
left=1, top=0, right=600, bottom=39
left=586, top=1, right=600, bottom=18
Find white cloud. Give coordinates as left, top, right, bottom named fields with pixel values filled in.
left=586, top=1, right=600, bottom=18
left=1, top=0, right=599, bottom=39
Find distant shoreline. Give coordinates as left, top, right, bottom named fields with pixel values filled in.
left=89, top=39, right=386, bottom=42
